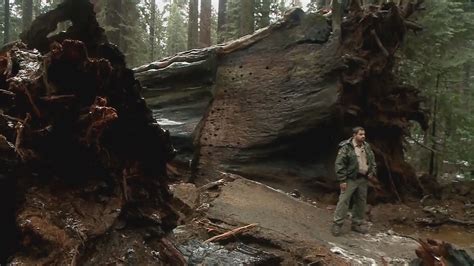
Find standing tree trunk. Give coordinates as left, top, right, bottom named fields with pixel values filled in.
left=260, top=0, right=271, bottom=28
left=463, top=62, right=471, bottom=113
left=150, top=0, right=157, bottom=60
left=22, top=0, right=34, bottom=31
left=217, top=0, right=227, bottom=43
left=240, top=0, right=254, bottom=36
left=188, top=0, right=199, bottom=49
left=105, top=0, right=122, bottom=47
left=429, top=73, right=441, bottom=178
left=332, top=0, right=341, bottom=34
left=4, top=0, right=10, bottom=44
left=199, top=0, right=212, bottom=47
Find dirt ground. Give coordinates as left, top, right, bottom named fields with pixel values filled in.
left=169, top=173, right=474, bottom=265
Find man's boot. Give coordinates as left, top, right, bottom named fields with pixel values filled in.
left=331, top=223, right=342, bottom=236
left=351, top=223, right=368, bottom=234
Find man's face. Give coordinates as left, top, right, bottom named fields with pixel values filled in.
left=354, top=130, right=366, bottom=143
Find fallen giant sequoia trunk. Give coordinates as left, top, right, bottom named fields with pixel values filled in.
left=0, top=0, right=182, bottom=264
left=135, top=2, right=427, bottom=199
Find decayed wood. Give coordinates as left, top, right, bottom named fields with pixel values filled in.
left=204, top=223, right=258, bottom=243
left=0, top=0, right=180, bottom=264
left=415, top=238, right=474, bottom=265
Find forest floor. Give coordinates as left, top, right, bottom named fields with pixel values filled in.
left=169, top=172, right=474, bottom=265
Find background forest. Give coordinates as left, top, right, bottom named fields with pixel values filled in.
left=0, top=0, right=473, bottom=179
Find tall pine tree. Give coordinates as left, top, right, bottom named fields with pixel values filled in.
left=240, top=0, right=255, bottom=36
left=199, top=0, right=212, bottom=47
left=217, top=0, right=227, bottom=43
left=187, top=0, right=198, bottom=49
left=166, top=0, right=187, bottom=55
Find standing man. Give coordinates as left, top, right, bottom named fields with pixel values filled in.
left=331, top=127, right=377, bottom=236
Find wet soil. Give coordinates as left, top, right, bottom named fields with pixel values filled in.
left=169, top=173, right=474, bottom=265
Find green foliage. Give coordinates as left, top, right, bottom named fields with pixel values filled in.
left=139, top=0, right=166, bottom=60
left=164, top=0, right=187, bottom=56
left=0, top=0, right=303, bottom=66
left=224, top=0, right=292, bottom=42
left=398, top=0, right=474, bottom=175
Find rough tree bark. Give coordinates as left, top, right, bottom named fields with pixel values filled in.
left=199, top=0, right=212, bottom=47
left=1, top=0, right=182, bottom=264
left=135, top=2, right=428, bottom=200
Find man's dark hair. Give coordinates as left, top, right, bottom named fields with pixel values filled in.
left=352, top=126, right=365, bottom=135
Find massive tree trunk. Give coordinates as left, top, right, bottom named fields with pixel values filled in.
left=217, top=0, right=228, bottom=43
left=199, top=0, right=212, bottom=47
left=1, top=0, right=181, bottom=264
left=135, top=2, right=427, bottom=200
left=240, top=0, right=255, bottom=36
left=187, top=0, right=199, bottom=49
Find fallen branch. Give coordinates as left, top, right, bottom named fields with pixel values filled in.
left=407, top=135, right=440, bottom=153
left=158, top=237, right=187, bottom=266
left=448, top=218, right=474, bottom=226
left=166, top=163, right=180, bottom=176
left=415, top=217, right=474, bottom=227
left=204, top=223, right=258, bottom=243
left=378, top=149, right=402, bottom=203
left=415, top=238, right=474, bottom=265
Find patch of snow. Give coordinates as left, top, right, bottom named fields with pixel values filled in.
left=156, top=118, right=184, bottom=125
left=329, top=244, right=377, bottom=266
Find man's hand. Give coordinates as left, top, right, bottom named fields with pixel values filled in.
left=340, top=182, right=347, bottom=192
